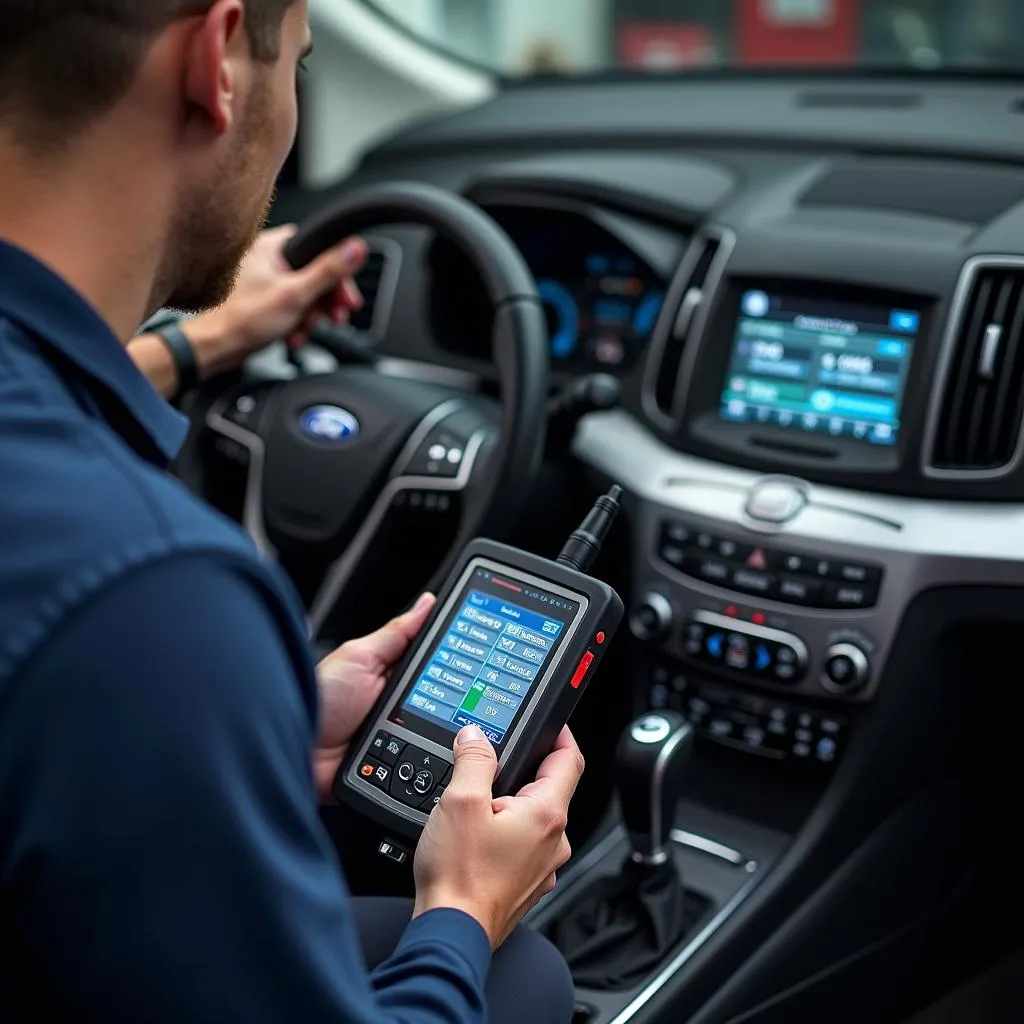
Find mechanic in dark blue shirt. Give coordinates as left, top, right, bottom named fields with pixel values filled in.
left=0, top=2, right=580, bottom=1022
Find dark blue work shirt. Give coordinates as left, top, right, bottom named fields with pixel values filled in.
left=0, top=241, right=491, bottom=1022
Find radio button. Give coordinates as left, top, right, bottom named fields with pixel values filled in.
left=745, top=481, right=806, bottom=524
left=773, top=576, right=822, bottom=604
left=659, top=543, right=687, bottom=569
left=630, top=591, right=674, bottom=641
left=823, top=643, right=870, bottom=694
left=823, top=582, right=874, bottom=609
left=696, top=557, right=731, bottom=584
left=729, top=568, right=773, bottom=595
left=661, top=520, right=694, bottom=546
left=770, top=551, right=809, bottom=575
left=832, top=562, right=883, bottom=588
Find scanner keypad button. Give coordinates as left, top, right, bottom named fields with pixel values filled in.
left=390, top=744, right=453, bottom=808
left=423, top=785, right=446, bottom=811
left=370, top=730, right=404, bottom=765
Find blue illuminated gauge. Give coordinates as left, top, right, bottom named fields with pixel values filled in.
left=537, top=278, right=580, bottom=360
left=633, top=291, right=664, bottom=337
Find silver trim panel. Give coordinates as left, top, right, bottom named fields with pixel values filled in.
left=608, top=872, right=763, bottom=1024
left=574, top=409, right=1024, bottom=704
left=670, top=828, right=746, bottom=867
left=206, top=401, right=276, bottom=560
left=693, top=610, right=809, bottom=670
left=922, top=255, right=1024, bottom=480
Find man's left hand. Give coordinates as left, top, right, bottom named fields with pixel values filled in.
left=315, top=593, right=436, bottom=801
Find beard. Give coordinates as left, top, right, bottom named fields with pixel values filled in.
left=159, top=81, right=277, bottom=314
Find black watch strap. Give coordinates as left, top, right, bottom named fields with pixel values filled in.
left=152, top=321, right=199, bottom=396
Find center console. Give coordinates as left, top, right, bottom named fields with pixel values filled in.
left=548, top=212, right=1024, bottom=1022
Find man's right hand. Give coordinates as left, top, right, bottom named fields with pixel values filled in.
left=413, top=724, right=585, bottom=949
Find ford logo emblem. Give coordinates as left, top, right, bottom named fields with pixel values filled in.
left=299, top=405, right=360, bottom=443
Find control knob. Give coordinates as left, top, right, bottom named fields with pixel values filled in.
left=822, top=643, right=870, bottom=694
left=629, top=591, right=674, bottom=642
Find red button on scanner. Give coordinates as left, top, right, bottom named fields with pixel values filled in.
left=596, top=631, right=606, bottom=645
left=570, top=651, right=595, bottom=689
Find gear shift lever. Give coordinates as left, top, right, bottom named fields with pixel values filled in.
left=544, top=713, right=707, bottom=990
left=616, top=712, right=694, bottom=864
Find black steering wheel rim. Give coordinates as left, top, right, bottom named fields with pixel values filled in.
left=283, top=181, right=549, bottom=545
left=193, top=181, right=550, bottom=641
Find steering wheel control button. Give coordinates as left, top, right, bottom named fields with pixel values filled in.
left=223, top=386, right=270, bottom=431
left=657, top=518, right=882, bottom=610
left=407, top=428, right=469, bottom=479
left=822, top=643, right=870, bottom=694
left=744, top=481, right=807, bottom=524
left=396, top=761, right=415, bottom=783
left=684, top=610, right=808, bottom=684
left=629, top=591, right=674, bottom=641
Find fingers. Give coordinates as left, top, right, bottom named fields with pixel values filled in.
left=344, top=593, right=436, bottom=669
left=447, top=725, right=498, bottom=804
left=287, top=237, right=368, bottom=310
left=516, top=727, right=585, bottom=808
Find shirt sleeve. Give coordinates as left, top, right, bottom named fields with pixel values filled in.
left=2, top=554, right=492, bottom=1024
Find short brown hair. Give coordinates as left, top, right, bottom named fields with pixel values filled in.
left=0, top=1, right=293, bottom=148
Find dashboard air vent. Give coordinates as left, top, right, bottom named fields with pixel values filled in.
left=643, top=229, right=734, bottom=428
left=348, top=237, right=402, bottom=339
left=928, top=259, right=1024, bottom=476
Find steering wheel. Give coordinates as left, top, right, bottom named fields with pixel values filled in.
left=198, top=182, right=549, bottom=645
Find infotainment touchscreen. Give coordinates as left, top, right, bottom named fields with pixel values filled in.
left=390, top=566, right=582, bottom=751
left=719, top=288, right=920, bottom=446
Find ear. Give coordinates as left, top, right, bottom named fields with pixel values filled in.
left=182, top=0, right=248, bottom=135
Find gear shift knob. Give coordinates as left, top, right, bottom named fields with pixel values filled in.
left=615, top=712, right=694, bottom=865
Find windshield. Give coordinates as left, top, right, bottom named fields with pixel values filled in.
left=361, top=0, right=1024, bottom=76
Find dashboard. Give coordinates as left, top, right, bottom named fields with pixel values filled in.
left=428, top=202, right=667, bottom=375
left=260, top=74, right=1024, bottom=1024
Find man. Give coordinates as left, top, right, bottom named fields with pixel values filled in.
left=0, top=3, right=581, bottom=1023
left=129, top=224, right=369, bottom=398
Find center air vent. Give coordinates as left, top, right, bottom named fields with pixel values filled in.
left=348, top=237, right=402, bottom=339
left=927, top=258, right=1024, bottom=477
left=643, top=228, right=734, bottom=428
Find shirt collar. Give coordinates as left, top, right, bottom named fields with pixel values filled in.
left=0, top=240, right=189, bottom=464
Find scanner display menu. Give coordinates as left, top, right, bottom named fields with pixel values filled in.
left=720, top=288, right=920, bottom=446
left=394, top=568, right=579, bottom=747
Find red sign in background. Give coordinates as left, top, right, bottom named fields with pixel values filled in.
left=736, top=0, right=857, bottom=65
left=618, top=23, right=717, bottom=69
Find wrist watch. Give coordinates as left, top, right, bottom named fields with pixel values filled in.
left=150, top=319, right=199, bottom=398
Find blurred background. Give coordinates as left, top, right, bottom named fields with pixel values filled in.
left=362, top=0, right=1024, bottom=76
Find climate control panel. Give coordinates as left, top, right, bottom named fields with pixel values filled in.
left=683, top=611, right=809, bottom=684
